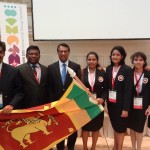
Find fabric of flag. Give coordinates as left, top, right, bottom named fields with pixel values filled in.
left=0, top=80, right=104, bottom=150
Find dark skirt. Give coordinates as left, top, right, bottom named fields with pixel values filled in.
left=128, top=108, right=147, bottom=133
left=82, top=112, right=104, bottom=131
left=107, top=102, right=128, bottom=133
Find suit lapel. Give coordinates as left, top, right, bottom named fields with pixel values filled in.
left=25, top=63, right=39, bottom=84
left=134, top=70, right=146, bottom=95
left=62, top=61, right=76, bottom=86
left=55, top=62, right=64, bottom=86
left=108, top=66, right=113, bottom=88
left=85, top=68, right=89, bottom=85
left=1, top=63, right=8, bottom=80
left=0, top=63, right=9, bottom=88
left=113, top=66, right=123, bottom=88
left=94, top=69, right=99, bottom=87
left=140, top=71, right=147, bottom=94
left=84, top=68, right=97, bottom=92
left=39, top=64, right=44, bottom=85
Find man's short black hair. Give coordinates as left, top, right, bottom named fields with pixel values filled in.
left=26, top=45, right=40, bottom=54
left=57, top=43, right=70, bottom=52
left=0, top=41, right=6, bottom=52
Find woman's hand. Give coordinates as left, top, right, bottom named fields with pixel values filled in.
left=97, top=98, right=104, bottom=104
left=121, top=110, right=128, bottom=118
left=145, top=106, right=150, bottom=116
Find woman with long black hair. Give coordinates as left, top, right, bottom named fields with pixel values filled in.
left=106, top=46, right=133, bottom=150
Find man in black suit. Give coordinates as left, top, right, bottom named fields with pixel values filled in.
left=48, top=43, right=81, bottom=150
left=0, top=41, right=23, bottom=114
left=17, top=45, right=48, bottom=108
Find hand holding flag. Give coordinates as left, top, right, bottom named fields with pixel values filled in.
left=0, top=67, right=104, bottom=150
left=67, top=66, right=104, bottom=105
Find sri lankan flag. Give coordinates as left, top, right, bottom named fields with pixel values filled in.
left=0, top=79, right=104, bottom=150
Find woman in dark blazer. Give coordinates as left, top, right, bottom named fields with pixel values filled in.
left=128, top=52, right=150, bottom=150
left=106, top=46, right=133, bottom=150
left=81, top=52, right=108, bottom=150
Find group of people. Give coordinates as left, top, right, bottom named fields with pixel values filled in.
left=0, top=40, right=150, bottom=150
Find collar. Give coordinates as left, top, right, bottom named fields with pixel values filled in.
left=29, top=63, right=40, bottom=68
left=88, top=67, right=96, bottom=74
left=59, top=60, right=69, bottom=67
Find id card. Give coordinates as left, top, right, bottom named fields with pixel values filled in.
left=133, top=96, right=143, bottom=109
left=0, top=93, right=3, bottom=108
left=109, top=90, right=117, bottom=103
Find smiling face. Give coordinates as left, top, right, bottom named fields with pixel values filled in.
left=57, top=45, right=70, bottom=63
left=87, top=54, right=98, bottom=69
left=133, top=56, right=145, bottom=70
left=26, top=49, right=40, bottom=64
left=111, top=49, right=123, bottom=66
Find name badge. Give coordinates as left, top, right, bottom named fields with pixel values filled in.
left=133, top=96, right=143, bottom=109
left=0, top=93, right=3, bottom=108
left=109, top=90, right=117, bottom=103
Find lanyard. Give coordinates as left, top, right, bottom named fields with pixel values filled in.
left=134, top=71, right=143, bottom=95
left=112, top=66, right=121, bottom=89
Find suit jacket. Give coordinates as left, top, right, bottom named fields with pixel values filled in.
left=48, top=60, right=81, bottom=101
left=128, top=69, right=150, bottom=132
left=17, top=63, right=48, bottom=108
left=132, top=69, right=150, bottom=110
left=0, top=63, right=23, bottom=109
left=106, top=64, right=133, bottom=111
left=81, top=67, right=108, bottom=102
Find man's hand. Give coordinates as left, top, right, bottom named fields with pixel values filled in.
left=1, top=105, right=14, bottom=115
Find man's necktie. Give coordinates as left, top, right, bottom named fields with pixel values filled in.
left=61, top=63, right=66, bottom=85
left=32, top=65, right=37, bottom=76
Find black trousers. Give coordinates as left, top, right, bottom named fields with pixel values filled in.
left=56, top=132, right=77, bottom=150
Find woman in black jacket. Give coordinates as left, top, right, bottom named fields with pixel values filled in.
left=81, top=51, right=107, bottom=150
left=106, top=46, right=133, bottom=150
left=128, top=52, right=150, bottom=150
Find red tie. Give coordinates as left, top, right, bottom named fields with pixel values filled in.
left=32, top=65, right=37, bottom=76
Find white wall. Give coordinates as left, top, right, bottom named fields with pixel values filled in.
left=29, top=39, right=150, bottom=68
left=1, top=0, right=150, bottom=69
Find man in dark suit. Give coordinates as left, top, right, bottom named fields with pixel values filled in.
left=48, top=43, right=81, bottom=150
left=0, top=41, right=23, bottom=114
left=17, top=45, right=48, bottom=108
